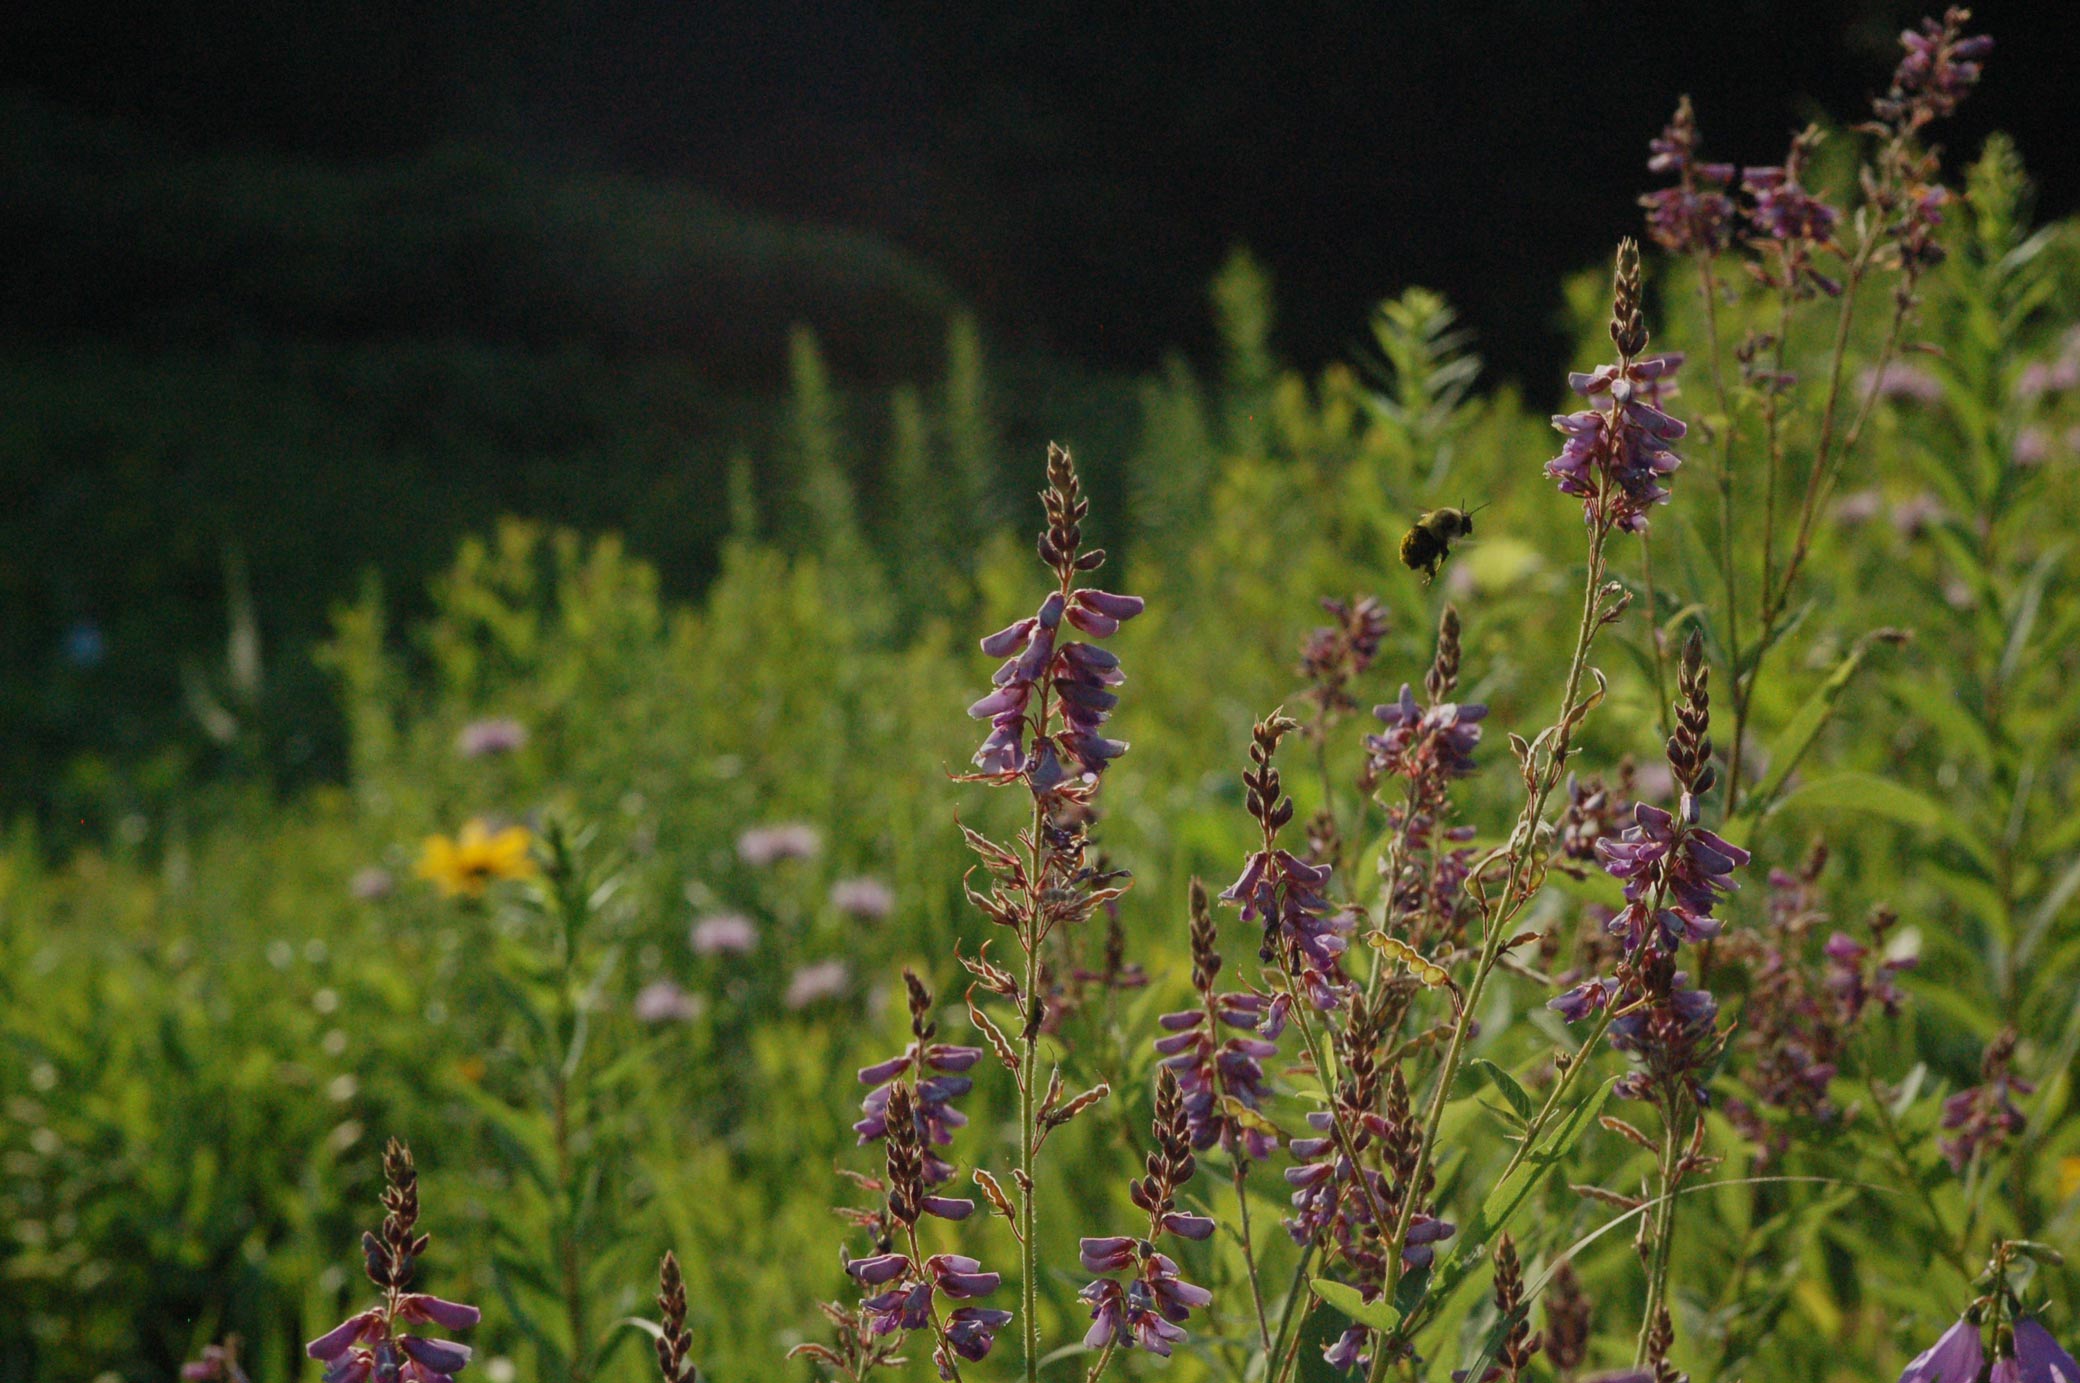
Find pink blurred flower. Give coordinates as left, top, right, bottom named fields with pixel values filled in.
left=785, top=959, right=851, bottom=1010
left=350, top=867, right=396, bottom=901
left=831, top=876, right=895, bottom=921
left=737, top=822, right=822, bottom=867
left=455, top=717, right=528, bottom=758
left=634, top=980, right=703, bottom=1024
left=691, top=912, right=759, bottom=955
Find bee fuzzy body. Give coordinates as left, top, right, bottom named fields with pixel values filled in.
left=1400, top=507, right=1478, bottom=586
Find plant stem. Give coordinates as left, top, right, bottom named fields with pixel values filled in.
left=1018, top=785, right=1047, bottom=1383
left=1232, top=1158, right=1275, bottom=1356
left=1633, top=1101, right=1684, bottom=1368
left=1382, top=517, right=1613, bottom=1287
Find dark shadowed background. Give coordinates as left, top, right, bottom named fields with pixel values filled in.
left=1, top=0, right=2070, bottom=833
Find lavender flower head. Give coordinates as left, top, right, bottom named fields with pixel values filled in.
left=831, top=876, right=896, bottom=921
left=737, top=822, right=822, bottom=867
left=1546, top=242, right=1688, bottom=534
left=181, top=1342, right=251, bottom=1382
left=306, top=1139, right=480, bottom=1383
left=689, top=911, right=758, bottom=956
left=1078, top=1070, right=1215, bottom=1357
left=1880, top=7, right=1993, bottom=128
left=967, top=444, right=1143, bottom=791
left=634, top=980, right=702, bottom=1024
left=784, top=959, right=850, bottom=1010
left=455, top=717, right=527, bottom=758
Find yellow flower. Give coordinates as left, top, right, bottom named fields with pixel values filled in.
left=417, top=819, right=538, bottom=898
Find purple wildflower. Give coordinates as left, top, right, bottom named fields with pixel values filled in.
left=1900, top=1316, right=1984, bottom=1383
left=2014, top=1318, right=2080, bottom=1383
left=967, top=445, right=1142, bottom=788
left=830, top=876, right=896, bottom=921
left=1551, top=635, right=1746, bottom=1107
left=307, top=1140, right=479, bottom=1383
left=784, top=959, right=850, bottom=1010
left=1078, top=1070, right=1214, bottom=1358
left=633, top=980, right=702, bottom=1024
left=1940, top=1028, right=2032, bottom=1172
left=736, top=822, right=821, bottom=867
left=455, top=717, right=527, bottom=758
left=1641, top=96, right=1737, bottom=256
left=1222, top=713, right=1356, bottom=1009
left=1158, top=879, right=1282, bottom=1159
left=854, top=973, right=983, bottom=1188
left=1741, top=128, right=1843, bottom=297
left=851, top=1081, right=1006, bottom=1375
left=1880, top=8, right=1994, bottom=127
left=689, top=912, right=758, bottom=956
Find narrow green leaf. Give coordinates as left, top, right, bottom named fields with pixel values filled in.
left=1744, top=630, right=1899, bottom=814
left=1768, top=772, right=1944, bottom=831
left=1469, top=1058, right=1534, bottom=1124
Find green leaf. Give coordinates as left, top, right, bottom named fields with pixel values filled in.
left=1743, top=631, right=1899, bottom=815
left=1768, top=772, right=1944, bottom=831
left=1312, top=1277, right=1403, bottom=1333
left=1469, top=1058, right=1534, bottom=1124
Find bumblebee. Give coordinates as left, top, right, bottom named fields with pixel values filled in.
left=1399, top=505, right=1485, bottom=585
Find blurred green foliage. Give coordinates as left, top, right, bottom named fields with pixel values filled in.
left=3, top=136, right=2080, bottom=1383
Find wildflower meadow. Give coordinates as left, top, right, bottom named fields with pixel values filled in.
left=7, top=10, right=2080, bottom=1383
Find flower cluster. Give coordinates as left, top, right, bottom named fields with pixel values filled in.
left=1940, top=1027, right=2032, bottom=1173
left=969, top=444, right=1143, bottom=786
left=1155, top=878, right=1285, bottom=1160
left=1299, top=594, right=1391, bottom=729
left=1741, top=128, right=1843, bottom=297
left=1223, top=713, right=1354, bottom=1009
left=1546, top=243, right=1689, bottom=534
left=1640, top=96, right=1736, bottom=257
left=1878, top=6, right=1993, bottom=129
left=1296, top=1002, right=1454, bottom=1375
left=844, top=1080, right=1010, bottom=1376
left=1552, top=635, right=1748, bottom=1107
left=1366, top=608, right=1486, bottom=952
left=306, top=1139, right=481, bottom=1383
left=1079, top=1070, right=1215, bottom=1357
left=1452, top=1236, right=1544, bottom=1383
left=854, top=972, right=983, bottom=1194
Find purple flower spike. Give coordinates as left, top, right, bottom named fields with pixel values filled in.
left=1899, top=1315, right=1983, bottom=1383
left=2014, top=1318, right=2080, bottom=1383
